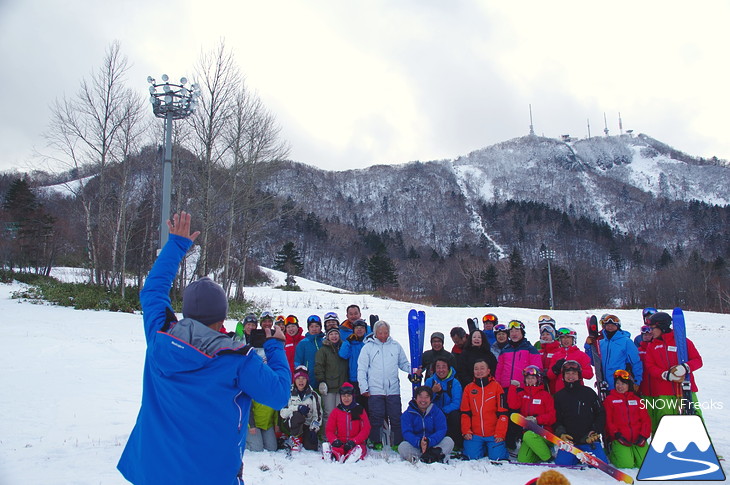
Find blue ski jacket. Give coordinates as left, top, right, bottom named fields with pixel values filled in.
left=339, top=334, right=366, bottom=381
left=294, top=331, right=324, bottom=387
left=401, top=400, right=448, bottom=449
left=424, top=367, right=462, bottom=414
left=117, top=235, right=291, bottom=485
left=585, top=329, right=643, bottom=389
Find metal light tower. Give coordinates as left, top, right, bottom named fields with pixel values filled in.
left=540, top=248, right=556, bottom=310
left=147, top=74, right=200, bottom=249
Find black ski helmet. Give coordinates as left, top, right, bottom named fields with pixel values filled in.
left=649, top=312, right=672, bottom=333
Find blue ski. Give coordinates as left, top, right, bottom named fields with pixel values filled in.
left=672, top=307, right=694, bottom=415
left=408, top=309, right=426, bottom=390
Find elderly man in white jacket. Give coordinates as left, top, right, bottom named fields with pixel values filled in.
left=357, top=320, right=411, bottom=450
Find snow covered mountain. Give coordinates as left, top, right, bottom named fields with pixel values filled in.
left=263, top=133, right=730, bottom=257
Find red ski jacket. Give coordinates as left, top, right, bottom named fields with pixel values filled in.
left=644, top=331, right=702, bottom=396
left=604, top=389, right=651, bottom=442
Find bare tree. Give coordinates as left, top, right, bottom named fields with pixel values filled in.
left=186, top=40, right=241, bottom=277
left=46, top=41, right=146, bottom=285
left=221, top=88, right=289, bottom=298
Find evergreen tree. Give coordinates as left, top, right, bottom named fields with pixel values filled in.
left=508, top=247, right=526, bottom=301
left=366, top=249, right=398, bottom=290
left=274, top=242, right=303, bottom=288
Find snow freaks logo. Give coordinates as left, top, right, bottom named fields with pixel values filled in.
left=637, top=415, right=725, bottom=481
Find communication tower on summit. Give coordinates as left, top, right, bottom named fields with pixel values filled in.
left=529, top=104, right=535, bottom=136
left=619, top=112, right=624, bottom=135
left=587, top=118, right=591, bottom=139
left=603, top=112, right=609, bottom=136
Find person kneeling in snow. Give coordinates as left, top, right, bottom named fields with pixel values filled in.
left=398, top=385, right=454, bottom=463
left=507, top=365, right=555, bottom=463
left=324, top=382, right=371, bottom=462
left=280, top=365, right=323, bottom=452
left=604, top=369, right=651, bottom=468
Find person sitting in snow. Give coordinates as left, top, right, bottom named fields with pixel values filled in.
left=280, top=365, right=323, bottom=452
left=324, top=382, right=371, bottom=462
left=398, top=386, right=454, bottom=463
left=507, top=365, right=556, bottom=464
left=604, top=369, right=651, bottom=468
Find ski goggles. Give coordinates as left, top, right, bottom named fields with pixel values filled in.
left=600, top=314, right=620, bottom=326
left=642, top=307, right=658, bottom=319
left=537, top=315, right=555, bottom=325
left=260, top=311, right=275, bottom=321
left=507, top=320, right=525, bottom=329
left=556, top=327, right=576, bottom=338
left=285, top=315, right=299, bottom=326
left=561, top=360, right=582, bottom=374
left=482, top=314, right=498, bottom=323
left=523, top=365, right=542, bottom=377
left=323, top=312, right=339, bottom=322
left=243, top=315, right=258, bottom=324
left=275, top=315, right=286, bottom=324
left=307, top=315, right=322, bottom=325
left=493, top=324, right=508, bottom=334
left=640, top=325, right=652, bottom=334
left=614, top=369, right=632, bottom=380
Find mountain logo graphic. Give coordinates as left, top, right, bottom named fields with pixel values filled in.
left=637, top=415, right=725, bottom=481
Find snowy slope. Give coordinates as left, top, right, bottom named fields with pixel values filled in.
left=0, top=278, right=728, bottom=485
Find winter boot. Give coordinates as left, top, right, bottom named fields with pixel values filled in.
left=321, top=442, right=333, bottom=461
left=343, top=445, right=363, bottom=463
left=288, top=436, right=302, bottom=452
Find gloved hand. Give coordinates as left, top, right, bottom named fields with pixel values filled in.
left=510, top=380, right=520, bottom=387
left=670, top=363, right=689, bottom=377
left=408, top=373, right=421, bottom=384
left=585, top=431, right=601, bottom=444
left=635, top=435, right=648, bottom=447
left=559, top=433, right=574, bottom=443
left=297, top=405, right=310, bottom=416
left=319, top=382, right=328, bottom=395
left=331, top=439, right=343, bottom=448
left=525, top=416, right=537, bottom=424
left=420, top=446, right=445, bottom=464
left=662, top=370, right=684, bottom=382
left=613, top=432, right=631, bottom=447
left=552, top=359, right=566, bottom=375
left=343, top=440, right=356, bottom=452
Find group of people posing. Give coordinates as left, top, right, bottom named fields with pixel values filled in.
left=233, top=307, right=705, bottom=469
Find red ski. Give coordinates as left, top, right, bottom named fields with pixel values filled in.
left=510, top=413, right=634, bottom=484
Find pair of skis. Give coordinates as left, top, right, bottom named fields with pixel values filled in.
left=511, top=413, right=634, bottom=484
left=408, top=309, right=426, bottom=390
left=585, top=315, right=609, bottom=403
left=672, top=307, right=694, bottom=415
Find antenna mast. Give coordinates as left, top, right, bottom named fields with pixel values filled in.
left=603, top=112, right=609, bottom=136
left=618, top=112, right=623, bottom=136
left=529, top=104, right=535, bottom=136
left=587, top=118, right=591, bottom=139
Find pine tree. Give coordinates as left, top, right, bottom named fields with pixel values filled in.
left=508, top=247, right=526, bottom=301
left=366, top=249, right=398, bottom=290
left=274, top=242, right=303, bottom=288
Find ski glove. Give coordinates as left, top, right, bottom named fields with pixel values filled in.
left=408, top=373, right=421, bottom=384
left=614, top=432, right=631, bottom=447
left=510, top=380, right=520, bottom=387
left=552, top=359, right=566, bottom=375
left=559, top=434, right=574, bottom=443
left=585, top=431, right=601, bottom=444
left=525, top=416, right=537, bottom=424
left=297, top=405, right=310, bottom=416
left=331, top=439, right=343, bottom=448
left=662, top=371, right=684, bottom=382
left=670, top=363, right=690, bottom=377
left=343, top=440, right=356, bottom=452
left=319, top=383, right=328, bottom=395
left=420, top=446, right=445, bottom=464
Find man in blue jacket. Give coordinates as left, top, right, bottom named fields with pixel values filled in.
left=117, top=212, right=291, bottom=485
left=398, top=386, right=454, bottom=463
left=584, top=314, right=643, bottom=389
left=424, top=357, right=462, bottom=450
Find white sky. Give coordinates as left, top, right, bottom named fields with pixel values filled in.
left=1, top=0, right=728, bottom=174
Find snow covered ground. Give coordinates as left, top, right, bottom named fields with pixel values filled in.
left=1, top=271, right=728, bottom=485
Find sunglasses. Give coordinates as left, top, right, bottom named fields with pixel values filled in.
left=614, top=369, right=631, bottom=380
left=482, top=314, right=497, bottom=323
left=507, top=320, right=524, bottom=329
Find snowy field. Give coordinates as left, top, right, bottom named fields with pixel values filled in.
left=0, top=270, right=728, bottom=485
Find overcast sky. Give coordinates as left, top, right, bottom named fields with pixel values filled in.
left=1, top=0, right=728, bottom=174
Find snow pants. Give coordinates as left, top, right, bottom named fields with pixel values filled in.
left=609, top=441, right=648, bottom=468
left=245, top=427, right=277, bottom=452
left=398, top=437, right=454, bottom=462
left=321, top=392, right=341, bottom=433
left=648, top=393, right=702, bottom=433
left=517, top=430, right=552, bottom=463
left=444, top=410, right=463, bottom=450
left=368, top=394, right=403, bottom=445
left=462, top=435, right=508, bottom=461
left=555, top=442, right=607, bottom=466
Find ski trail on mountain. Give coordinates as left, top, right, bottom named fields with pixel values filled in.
left=451, top=164, right=505, bottom=258
left=641, top=450, right=720, bottom=480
